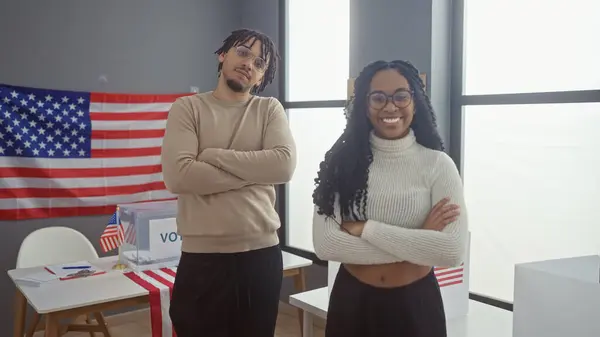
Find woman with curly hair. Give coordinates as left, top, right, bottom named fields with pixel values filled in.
left=312, top=60, right=468, bottom=337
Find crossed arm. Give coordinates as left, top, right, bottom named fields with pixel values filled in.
left=361, top=153, right=469, bottom=267
left=312, top=194, right=403, bottom=265
left=312, top=153, right=468, bottom=267
left=160, top=98, right=296, bottom=196
left=197, top=99, right=297, bottom=185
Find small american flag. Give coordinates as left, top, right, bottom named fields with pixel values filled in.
left=0, top=84, right=191, bottom=220
left=434, top=263, right=465, bottom=287
left=100, top=209, right=124, bottom=253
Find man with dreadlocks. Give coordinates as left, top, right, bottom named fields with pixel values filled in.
left=312, top=60, right=468, bottom=336
left=161, top=29, right=296, bottom=336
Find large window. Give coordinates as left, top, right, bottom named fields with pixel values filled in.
left=287, top=108, right=347, bottom=252
left=286, top=0, right=350, bottom=102
left=457, top=0, right=600, bottom=304
left=463, top=103, right=600, bottom=301
left=280, top=0, right=350, bottom=257
left=463, top=0, right=600, bottom=95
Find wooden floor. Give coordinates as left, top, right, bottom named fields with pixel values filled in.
left=32, top=303, right=325, bottom=337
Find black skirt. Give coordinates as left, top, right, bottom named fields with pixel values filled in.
left=326, top=265, right=447, bottom=337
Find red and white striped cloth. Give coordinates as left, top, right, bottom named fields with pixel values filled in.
left=0, top=83, right=191, bottom=220
left=434, top=263, right=465, bottom=287
left=125, top=267, right=177, bottom=337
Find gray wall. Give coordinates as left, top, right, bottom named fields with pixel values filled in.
left=0, top=0, right=240, bottom=332
left=0, top=0, right=451, bottom=333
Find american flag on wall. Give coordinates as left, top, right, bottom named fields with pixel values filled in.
left=0, top=84, right=191, bottom=220
left=434, top=263, right=465, bottom=287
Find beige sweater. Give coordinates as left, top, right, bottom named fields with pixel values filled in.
left=161, top=92, right=296, bottom=253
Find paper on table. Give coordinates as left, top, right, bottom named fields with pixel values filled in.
left=14, top=270, right=59, bottom=287
left=44, top=260, right=103, bottom=278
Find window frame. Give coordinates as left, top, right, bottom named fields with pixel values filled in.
left=450, top=0, right=600, bottom=311
left=276, top=0, right=346, bottom=264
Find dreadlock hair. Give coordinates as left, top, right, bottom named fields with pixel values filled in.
left=312, top=60, right=445, bottom=221
left=214, top=28, right=280, bottom=94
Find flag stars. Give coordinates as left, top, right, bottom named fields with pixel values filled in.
left=0, top=147, right=4, bottom=155
left=1, top=89, right=92, bottom=159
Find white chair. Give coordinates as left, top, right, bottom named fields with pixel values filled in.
left=17, top=226, right=111, bottom=337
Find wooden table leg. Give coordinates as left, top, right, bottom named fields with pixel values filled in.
left=13, top=289, right=27, bottom=337
left=44, top=314, right=60, bottom=337
left=302, top=310, right=314, bottom=337
left=293, top=268, right=307, bottom=335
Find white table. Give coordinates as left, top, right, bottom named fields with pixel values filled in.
left=9, top=251, right=313, bottom=337
left=290, top=287, right=513, bottom=337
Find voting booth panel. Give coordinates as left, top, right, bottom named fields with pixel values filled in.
left=513, top=255, right=600, bottom=337
left=118, top=200, right=181, bottom=271
left=328, top=233, right=471, bottom=320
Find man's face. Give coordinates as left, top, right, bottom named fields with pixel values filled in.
left=218, top=38, right=267, bottom=93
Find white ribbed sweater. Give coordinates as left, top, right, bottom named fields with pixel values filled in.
left=312, top=129, right=468, bottom=267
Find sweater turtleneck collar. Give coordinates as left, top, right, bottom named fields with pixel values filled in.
left=370, top=128, right=416, bottom=153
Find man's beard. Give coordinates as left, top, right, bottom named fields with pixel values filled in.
left=225, top=78, right=249, bottom=93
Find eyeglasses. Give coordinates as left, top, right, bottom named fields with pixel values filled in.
left=235, top=46, right=267, bottom=72
left=367, top=89, right=413, bottom=110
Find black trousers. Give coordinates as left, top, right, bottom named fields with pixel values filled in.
left=169, top=244, right=283, bottom=337
left=326, top=265, right=447, bottom=337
